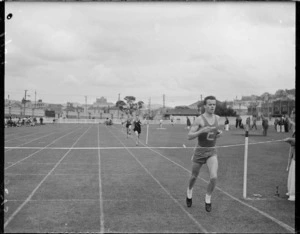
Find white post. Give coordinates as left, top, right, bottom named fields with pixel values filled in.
left=146, top=122, right=149, bottom=145
left=243, top=130, right=249, bottom=199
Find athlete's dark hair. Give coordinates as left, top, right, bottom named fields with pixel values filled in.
left=203, top=96, right=216, bottom=105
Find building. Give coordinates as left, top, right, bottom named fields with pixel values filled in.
left=92, top=97, right=114, bottom=108
left=36, top=99, right=46, bottom=109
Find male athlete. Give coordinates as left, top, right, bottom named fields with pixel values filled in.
left=133, top=116, right=142, bottom=145
left=186, top=96, right=222, bottom=212
left=125, top=116, right=133, bottom=138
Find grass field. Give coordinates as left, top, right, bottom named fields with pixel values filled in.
left=4, top=122, right=295, bottom=233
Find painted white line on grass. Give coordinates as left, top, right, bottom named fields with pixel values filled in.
left=140, top=141, right=295, bottom=233
left=5, top=131, right=59, bottom=152
left=5, top=127, right=83, bottom=170
left=7, top=199, right=100, bottom=202
left=4, top=124, right=68, bottom=143
left=5, top=131, right=47, bottom=143
left=6, top=162, right=99, bottom=165
left=4, top=138, right=286, bottom=150
left=107, top=127, right=208, bottom=234
left=114, top=125, right=295, bottom=233
left=5, top=173, right=99, bottom=176
left=4, top=126, right=92, bottom=229
left=98, top=124, right=105, bottom=234
left=5, top=125, right=82, bottom=150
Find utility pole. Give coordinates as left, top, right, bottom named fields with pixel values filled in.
left=148, top=97, right=151, bottom=117
left=24, top=90, right=27, bottom=116
left=35, top=90, right=37, bottom=109
left=85, top=96, right=87, bottom=119
left=163, top=94, right=165, bottom=108
left=8, top=94, right=11, bottom=115
left=117, top=93, right=120, bottom=119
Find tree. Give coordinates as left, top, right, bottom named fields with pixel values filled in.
left=116, top=96, right=144, bottom=115
left=214, top=100, right=236, bottom=116
left=274, top=89, right=288, bottom=98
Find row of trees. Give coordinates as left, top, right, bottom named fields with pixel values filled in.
left=115, top=96, right=237, bottom=117
left=113, top=89, right=295, bottom=118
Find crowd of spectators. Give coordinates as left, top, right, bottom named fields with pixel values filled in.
left=233, top=113, right=294, bottom=136
left=4, top=116, right=44, bottom=128
left=274, top=115, right=291, bottom=133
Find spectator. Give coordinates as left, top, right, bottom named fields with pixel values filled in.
left=284, top=110, right=295, bottom=201
left=261, top=115, right=269, bottom=136
left=274, top=118, right=279, bottom=131
left=235, top=116, right=239, bottom=128
left=224, top=117, right=229, bottom=131
left=238, top=116, right=242, bottom=128
left=284, top=116, right=289, bottom=133
left=280, top=116, right=285, bottom=132
left=186, top=117, right=191, bottom=130
left=251, top=115, right=257, bottom=130
left=284, top=136, right=295, bottom=201
left=159, top=119, right=163, bottom=128
left=40, top=117, right=43, bottom=125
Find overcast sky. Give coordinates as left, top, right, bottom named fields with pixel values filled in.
left=5, top=2, right=295, bottom=107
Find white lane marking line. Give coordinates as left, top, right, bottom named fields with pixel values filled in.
left=97, top=124, right=105, bottom=233
left=5, top=127, right=84, bottom=170
left=5, top=131, right=59, bottom=152
left=114, top=125, right=295, bottom=233
left=138, top=141, right=295, bottom=233
left=107, top=126, right=208, bottom=233
left=4, top=126, right=92, bottom=229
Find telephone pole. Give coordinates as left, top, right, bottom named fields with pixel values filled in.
left=34, top=91, right=36, bottom=108
left=85, top=96, right=87, bottom=119
left=23, top=90, right=28, bottom=116
left=118, top=93, right=120, bottom=119
left=8, top=94, right=11, bottom=115
left=148, top=97, right=151, bottom=117
left=163, top=94, right=165, bottom=108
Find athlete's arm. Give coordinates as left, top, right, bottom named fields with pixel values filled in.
left=188, top=117, right=215, bottom=140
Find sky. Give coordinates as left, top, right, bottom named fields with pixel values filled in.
left=4, top=2, right=295, bottom=108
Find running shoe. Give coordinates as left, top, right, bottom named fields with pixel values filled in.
left=205, top=202, right=212, bottom=212
left=186, top=197, right=192, bottom=207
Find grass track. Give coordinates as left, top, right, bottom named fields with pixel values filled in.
left=4, top=123, right=295, bottom=233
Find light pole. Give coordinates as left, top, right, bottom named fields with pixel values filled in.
left=8, top=94, right=11, bottom=115
left=23, top=90, right=28, bottom=116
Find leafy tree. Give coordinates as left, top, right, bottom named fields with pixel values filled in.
left=116, top=100, right=127, bottom=112
left=274, top=89, right=288, bottom=98
left=116, top=96, right=144, bottom=115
